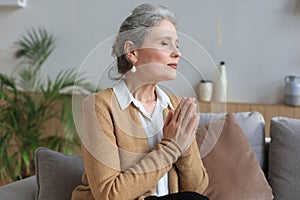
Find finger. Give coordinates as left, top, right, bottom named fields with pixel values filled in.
left=190, top=97, right=196, bottom=103
left=181, top=102, right=197, bottom=128
left=193, top=114, right=200, bottom=134
left=164, top=111, right=173, bottom=126
left=173, top=104, right=181, bottom=122
left=174, top=97, right=186, bottom=122
left=182, top=98, right=194, bottom=115
left=186, top=113, right=200, bottom=136
left=179, top=97, right=187, bottom=107
left=178, top=98, right=192, bottom=124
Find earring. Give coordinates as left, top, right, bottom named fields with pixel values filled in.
left=130, top=65, right=136, bottom=73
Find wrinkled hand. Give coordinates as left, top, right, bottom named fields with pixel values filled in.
left=163, top=97, right=199, bottom=153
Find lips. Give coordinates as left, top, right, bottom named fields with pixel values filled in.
left=167, top=63, right=178, bottom=69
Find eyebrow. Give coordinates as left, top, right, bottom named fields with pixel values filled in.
left=157, top=35, right=179, bottom=43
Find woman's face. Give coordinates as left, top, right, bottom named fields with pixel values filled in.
left=134, top=20, right=181, bottom=82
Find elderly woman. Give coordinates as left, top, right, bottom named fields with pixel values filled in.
left=72, top=3, right=209, bottom=200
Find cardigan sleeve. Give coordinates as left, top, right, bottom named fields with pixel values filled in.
left=79, top=93, right=183, bottom=200
left=166, top=92, right=209, bottom=193
left=175, top=139, right=209, bottom=193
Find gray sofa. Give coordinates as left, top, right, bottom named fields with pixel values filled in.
left=1, top=112, right=299, bottom=200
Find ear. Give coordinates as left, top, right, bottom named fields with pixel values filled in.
left=124, top=40, right=137, bottom=64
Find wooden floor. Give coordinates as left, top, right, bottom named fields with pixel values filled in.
left=198, top=100, right=300, bottom=137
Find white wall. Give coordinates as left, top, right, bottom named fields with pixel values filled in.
left=1, top=0, right=300, bottom=104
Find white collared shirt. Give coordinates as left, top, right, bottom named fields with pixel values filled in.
left=112, top=79, right=174, bottom=196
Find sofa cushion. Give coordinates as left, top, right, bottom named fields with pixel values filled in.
left=268, top=117, right=300, bottom=199
left=0, top=176, right=36, bottom=200
left=198, top=111, right=266, bottom=171
left=197, top=113, right=273, bottom=200
left=35, top=147, right=84, bottom=200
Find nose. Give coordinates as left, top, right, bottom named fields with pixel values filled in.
left=171, top=45, right=181, bottom=58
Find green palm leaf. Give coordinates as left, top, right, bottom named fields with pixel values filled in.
left=1, top=27, right=97, bottom=183
left=14, top=28, right=54, bottom=91
left=15, top=28, right=54, bottom=68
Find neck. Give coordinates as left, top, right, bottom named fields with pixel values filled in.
left=124, top=77, right=157, bottom=103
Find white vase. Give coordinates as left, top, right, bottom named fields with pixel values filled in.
left=213, top=61, right=227, bottom=102
left=198, top=80, right=213, bottom=102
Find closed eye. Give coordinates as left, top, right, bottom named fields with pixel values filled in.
left=161, top=41, right=179, bottom=50
left=161, top=41, right=169, bottom=46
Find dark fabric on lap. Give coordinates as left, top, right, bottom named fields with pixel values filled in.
left=145, top=192, right=209, bottom=200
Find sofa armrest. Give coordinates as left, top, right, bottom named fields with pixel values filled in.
left=0, top=176, right=36, bottom=200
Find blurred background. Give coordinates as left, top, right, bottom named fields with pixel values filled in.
left=1, top=0, right=300, bottom=104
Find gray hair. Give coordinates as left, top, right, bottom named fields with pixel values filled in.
left=111, top=3, right=178, bottom=75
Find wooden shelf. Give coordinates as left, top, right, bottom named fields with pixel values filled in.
left=198, top=100, right=300, bottom=137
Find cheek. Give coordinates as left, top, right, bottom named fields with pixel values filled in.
left=154, top=54, right=169, bottom=64
left=150, top=49, right=170, bottom=62
left=137, top=49, right=169, bottom=65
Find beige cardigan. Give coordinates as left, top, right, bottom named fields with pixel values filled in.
left=72, top=88, right=208, bottom=200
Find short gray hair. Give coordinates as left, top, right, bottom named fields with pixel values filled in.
left=111, top=3, right=178, bottom=75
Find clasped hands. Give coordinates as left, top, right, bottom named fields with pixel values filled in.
left=163, top=97, right=199, bottom=153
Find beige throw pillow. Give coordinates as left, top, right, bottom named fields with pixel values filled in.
left=197, top=113, right=273, bottom=200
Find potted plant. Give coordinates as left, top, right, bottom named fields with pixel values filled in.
left=0, top=28, right=95, bottom=184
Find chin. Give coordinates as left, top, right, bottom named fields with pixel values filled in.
left=163, top=73, right=177, bottom=81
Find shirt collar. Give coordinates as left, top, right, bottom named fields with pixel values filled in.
left=112, top=79, right=174, bottom=111
left=155, top=85, right=175, bottom=110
